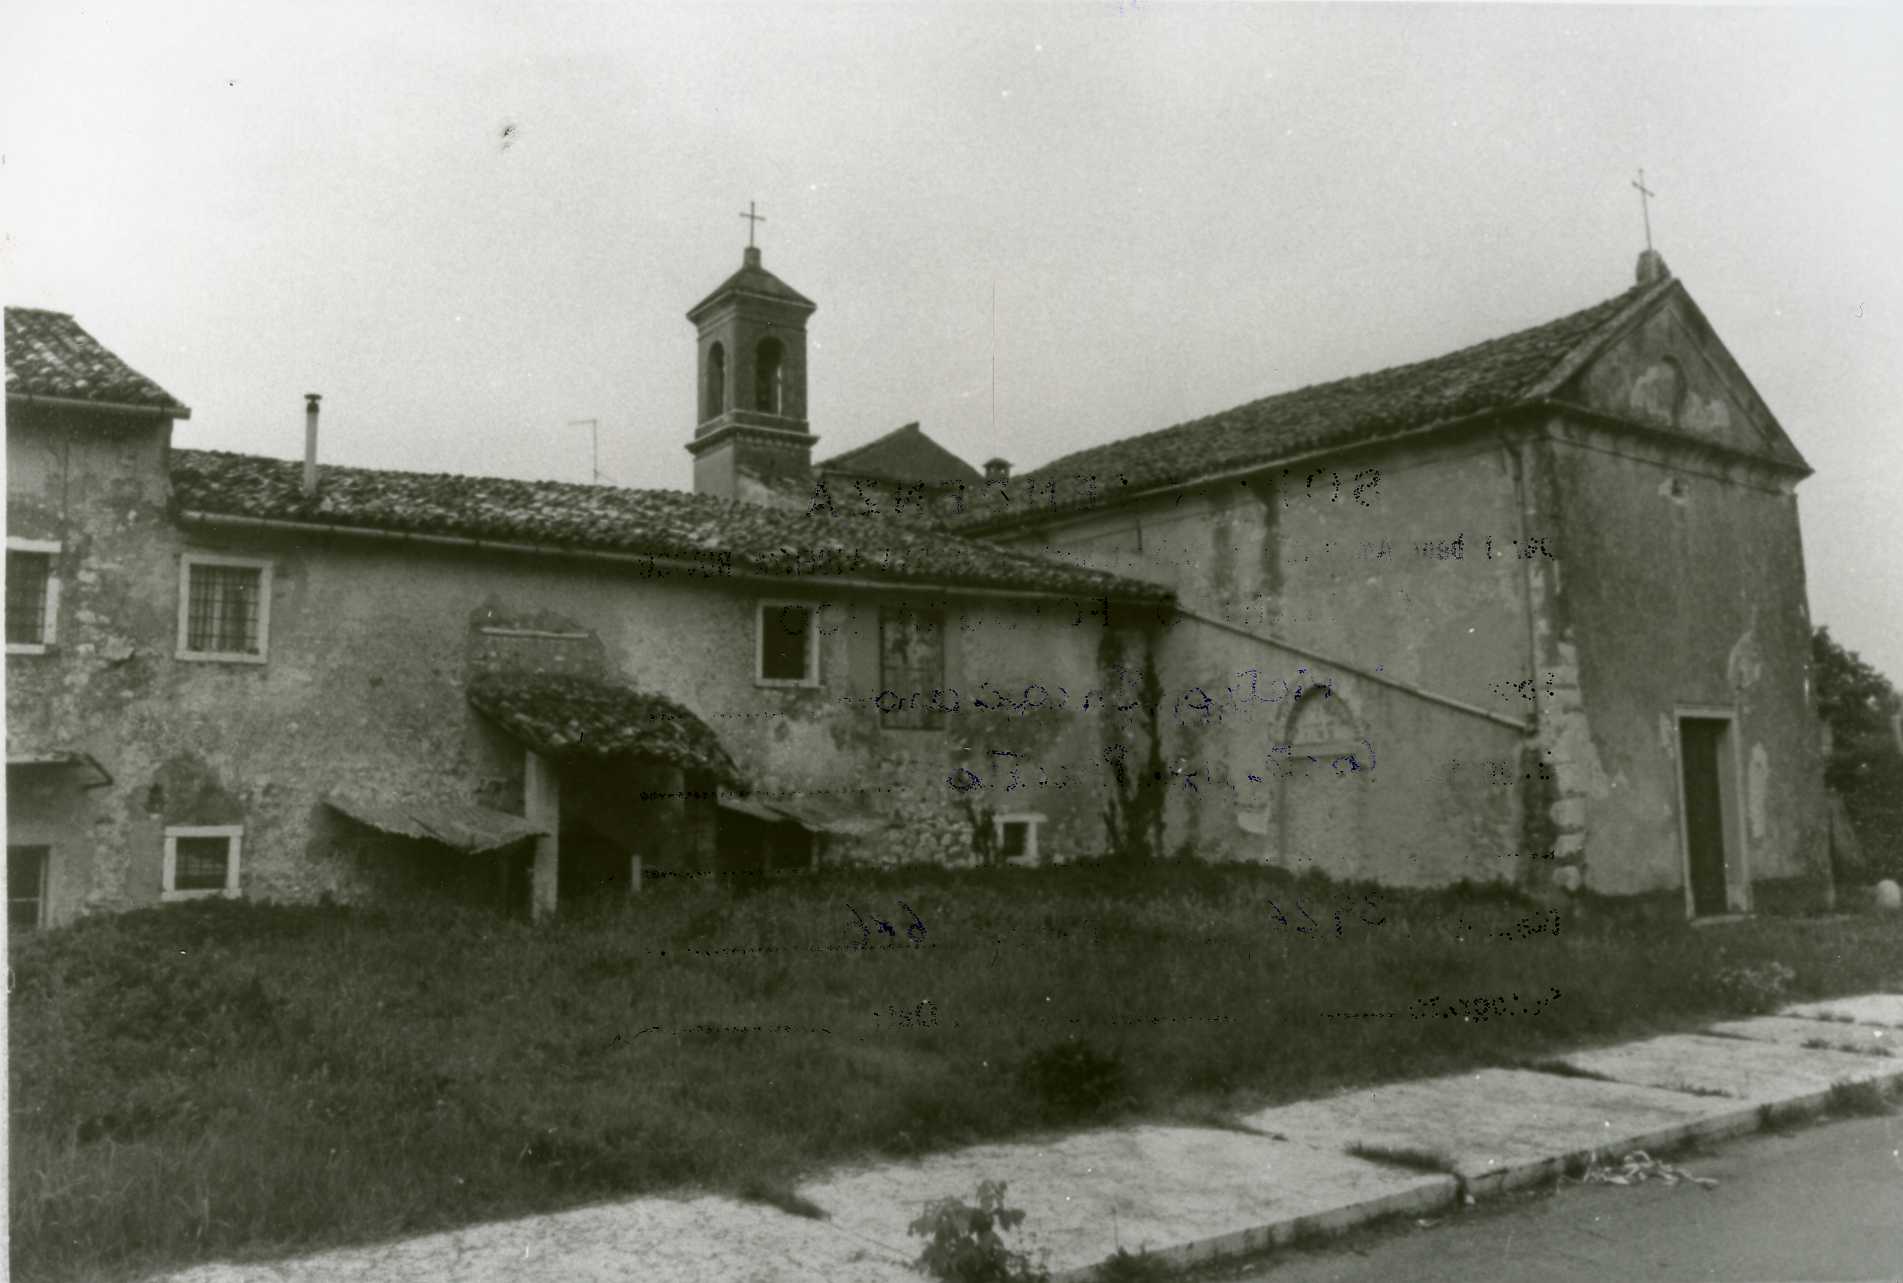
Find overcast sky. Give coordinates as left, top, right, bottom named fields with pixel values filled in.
left=6, top=2, right=1899, bottom=677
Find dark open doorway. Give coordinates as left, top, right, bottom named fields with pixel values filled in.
left=1678, top=716, right=1735, bottom=917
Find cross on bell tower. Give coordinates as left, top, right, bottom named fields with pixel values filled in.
left=739, top=201, right=766, bottom=248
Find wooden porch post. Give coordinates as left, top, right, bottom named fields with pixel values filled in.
left=525, top=749, right=560, bottom=921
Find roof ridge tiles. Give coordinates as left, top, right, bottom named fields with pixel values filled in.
left=168, top=447, right=1170, bottom=602
left=951, top=281, right=1667, bottom=528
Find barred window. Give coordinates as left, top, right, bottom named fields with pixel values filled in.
left=163, top=826, right=242, bottom=900
left=174, top=837, right=230, bottom=890
left=878, top=606, right=945, bottom=729
left=178, top=556, right=271, bottom=661
left=6, top=550, right=53, bottom=647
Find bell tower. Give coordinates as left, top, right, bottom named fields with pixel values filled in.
left=685, top=243, right=817, bottom=500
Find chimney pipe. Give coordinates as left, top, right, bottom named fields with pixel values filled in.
left=303, top=394, right=322, bottom=498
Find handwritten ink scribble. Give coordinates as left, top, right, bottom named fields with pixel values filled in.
left=849, top=900, right=927, bottom=947
left=1325, top=987, right=1564, bottom=1022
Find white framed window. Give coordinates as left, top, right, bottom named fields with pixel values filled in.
left=756, top=600, right=820, bottom=687
left=994, top=812, right=1046, bottom=863
left=162, top=825, right=244, bottom=901
left=6, top=537, right=61, bottom=655
left=177, top=554, right=272, bottom=663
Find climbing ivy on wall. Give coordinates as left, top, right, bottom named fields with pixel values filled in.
left=1099, top=635, right=1167, bottom=863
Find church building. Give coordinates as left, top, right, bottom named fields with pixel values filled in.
left=958, top=248, right=1828, bottom=913
left=5, top=239, right=1830, bottom=929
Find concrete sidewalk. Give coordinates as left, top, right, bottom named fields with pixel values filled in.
left=162, top=993, right=1903, bottom=1283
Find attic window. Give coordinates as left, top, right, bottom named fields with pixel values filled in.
left=755, top=337, right=784, bottom=415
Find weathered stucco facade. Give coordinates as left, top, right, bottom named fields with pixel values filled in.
left=5, top=302, right=1163, bottom=928
left=969, top=256, right=1828, bottom=911
left=6, top=424, right=1159, bottom=924
left=6, top=250, right=1828, bottom=927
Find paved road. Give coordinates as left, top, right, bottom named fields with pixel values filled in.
left=1219, top=1113, right=1903, bottom=1283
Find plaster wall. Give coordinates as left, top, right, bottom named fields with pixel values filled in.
left=990, top=437, right=1546, bottom=880
left=6, top=411, right=1140, bottom=922
left=998, top=440, right=1538, bottom=710
left=1146, top=619, right=1527, bottom=882
left=1540, top=418, right=1825, bottom=900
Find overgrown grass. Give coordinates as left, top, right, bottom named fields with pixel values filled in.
left=11, top=861, right=1903, bottom=1282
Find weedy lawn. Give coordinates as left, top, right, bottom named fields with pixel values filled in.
left=11, top=861, right=1901, bottom=1282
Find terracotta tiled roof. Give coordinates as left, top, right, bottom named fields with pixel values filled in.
left=953, top=280, right=1671, bottom=529
left=169, top=449, right=1171, bottom=602
left=4, top=307, right=190, bottom=415
left=818, top=422, right=984, bottom=486
left=468, top=671, right=742, bottom=782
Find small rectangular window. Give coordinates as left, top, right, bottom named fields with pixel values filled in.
left=162, top=826, right=243, bottom=901
left=879, top=606, right=946, bottom=730
left=178, top=556, right=271, bottom=662
left=993, top=813, right=1046, bottom=864
left=8, top=845, right=49, bottom=931
left=6, top=539, right=60, bottom=653
left=757, top=601, right=817, bottom=686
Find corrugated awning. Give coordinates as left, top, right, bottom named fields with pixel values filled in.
left=718, top=790, right=889, bottom=837
left=325, top=791, right=545, bottom=854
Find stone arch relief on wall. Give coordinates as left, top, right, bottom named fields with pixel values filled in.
left=1270, top=690, right=1374, bottom=878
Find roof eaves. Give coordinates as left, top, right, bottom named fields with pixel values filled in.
left=7, top=389, right=192, bottom=420
left=173, top=506, right=1173, bottom=605
left=957, top=401, right=1546, bottom=537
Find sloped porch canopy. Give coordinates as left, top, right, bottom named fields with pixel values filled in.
left=324, top=791, right=544, bottom=854
left=466, top=670, right=742, bottom=785
left=717, top=789, right=889, bottom=837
